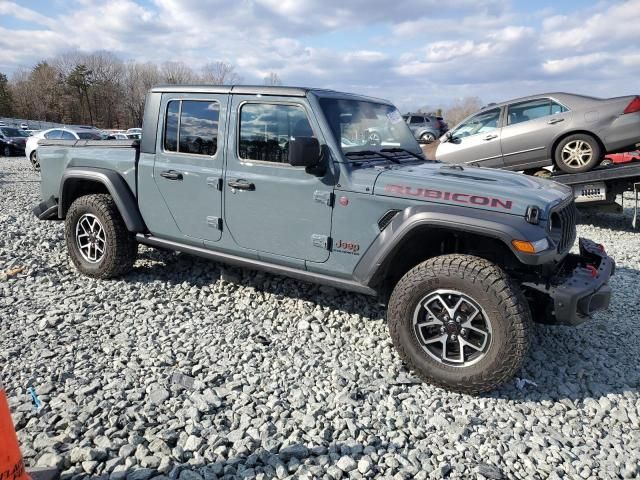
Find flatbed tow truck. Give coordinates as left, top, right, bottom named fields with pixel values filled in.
left=536, top=161, right=640, bottom=227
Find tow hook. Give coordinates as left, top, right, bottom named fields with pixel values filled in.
left=585, top=264, right=598, bottom=278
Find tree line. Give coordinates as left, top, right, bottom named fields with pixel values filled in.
left=0, top=51, right=282, bottom=129
left=0, top=49, right=482, bottom=130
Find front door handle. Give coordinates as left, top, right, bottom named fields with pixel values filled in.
left=227, top=179, right=255, bottom=191
left=548, top=118, right=565, bottom=125
left=483, top=134, right=498, bottom=141
left=160, top=170, right=183, bottom=180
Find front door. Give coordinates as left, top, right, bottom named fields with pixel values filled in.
left=437, top=107, right=504, bottom=167
left=501, top=98, right=572, bottom=168
left=224, top=96, right=333, bottom=263
left=154, top=93, right=228, bottom=242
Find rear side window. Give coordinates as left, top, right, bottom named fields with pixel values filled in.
left=507, top=99, right=568, bottom=125
left=164, top=100, right=219, bottom=155
left=409, top=116, right=424, bottom=124
left=239, top=103, right=313, bottom=164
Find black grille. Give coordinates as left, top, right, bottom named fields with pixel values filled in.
left=378, top=209, right=401, bottom=231
left=549, top=200, right=577, bottom=253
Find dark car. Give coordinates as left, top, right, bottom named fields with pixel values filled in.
left=0, top=127, right=29, bottom=156
left=437, top=92, right=640, bottom=173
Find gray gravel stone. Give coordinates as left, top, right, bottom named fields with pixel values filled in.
left=2, top=155, right=640, bottom=480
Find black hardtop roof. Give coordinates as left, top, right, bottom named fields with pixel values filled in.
left=150, top=84, right=391, bottom=104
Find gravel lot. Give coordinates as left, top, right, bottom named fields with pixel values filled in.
left=1, top=154, right=639, bottom=480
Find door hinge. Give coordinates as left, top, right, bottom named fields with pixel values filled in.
left=313, top=190, right=334, bottom=207
left=311, top=234, right=331, bottom=250
left=207, top=216, right=223, bottom=230
left=207, top=177, right=223, bottom=191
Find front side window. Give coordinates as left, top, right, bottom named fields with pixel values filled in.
left=410, top=116, right=424, bottom=124
left=45, top=130, right=63, bottom=140
left=77, top=132, right=101, bottom=140
left=61, top=131, right=76, bottom=140
left=507, top=99, right=568, bottom=125
left=239, top=103, right=313, bottom=163
left=453, top=108, right=501, bottom=138
left=163, top=100, right=219, bottom=155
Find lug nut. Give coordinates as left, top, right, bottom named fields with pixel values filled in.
left=440, top=327, right=446, bottom=334
left=451, top=334, right=458, bottom=341
left=460, top=328, right=467, bottom=336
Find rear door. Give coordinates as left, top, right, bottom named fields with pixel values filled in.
left=500, top=98, right=571, bottom=168
left=153, top=93, right=228, bottom=242
left=223, top=95, right=333, bottom=263
left=437, top=107, right=504, bottom=167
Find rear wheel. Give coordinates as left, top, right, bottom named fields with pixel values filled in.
left=387, top=255, right=531, bottom=394
left=555, top=134, right=601, bottom=173
left=65, top=194, right=137, bottom=278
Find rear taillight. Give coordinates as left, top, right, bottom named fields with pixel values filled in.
left=623, top=96, right=640, bottom=114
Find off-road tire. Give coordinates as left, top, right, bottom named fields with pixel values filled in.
left=65, top=194, right=137, bottom=278
left=555, top=133, right=601, bottom=173
left=387, top=254, right=531, bottom=394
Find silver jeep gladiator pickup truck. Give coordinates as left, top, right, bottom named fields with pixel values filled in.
left=33, top=85, right=614, bottom=393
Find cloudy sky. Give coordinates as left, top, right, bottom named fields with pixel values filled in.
left=0, top=0, right=638, bottom=110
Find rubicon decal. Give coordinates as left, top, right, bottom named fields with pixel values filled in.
left=384, top=184, right=513, bottom=210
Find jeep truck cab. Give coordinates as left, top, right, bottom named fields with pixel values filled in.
left=33, top=85, right=614, bottom=393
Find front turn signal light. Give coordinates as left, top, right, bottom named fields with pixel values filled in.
left=512, top=238, right=549, bottom=254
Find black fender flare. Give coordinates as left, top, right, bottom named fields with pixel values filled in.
left=353, top=204, right=560, bottom=288
left=59, top=167, right=146, bottom=232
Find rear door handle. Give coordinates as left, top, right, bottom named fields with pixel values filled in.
left=160, top=170, right=183, bottom=180
left=548, top=118, right=565, bottom=124
left=483, top=134, right=498, bottom=141
left=227, top=179, right=255, bottom=191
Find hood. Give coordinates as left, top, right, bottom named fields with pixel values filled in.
left=370, top=162, right=571, bottom=218
left=5, top=136, right=27, bottom=146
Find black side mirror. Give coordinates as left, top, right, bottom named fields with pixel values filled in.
left=288, top=136, right=321, bottom=167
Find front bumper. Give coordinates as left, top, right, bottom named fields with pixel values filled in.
left=524, top=238, right=615, bottom=326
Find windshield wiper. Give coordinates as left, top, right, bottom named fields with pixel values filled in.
left=379, top=147, right=429, bottom=161
left=344, top=150, right=401, bottom=164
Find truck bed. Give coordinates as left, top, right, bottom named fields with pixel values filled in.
left=38, top=139, right=140, bottom=203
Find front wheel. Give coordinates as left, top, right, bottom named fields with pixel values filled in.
left=65, top=194, right=138, bottom=278
left=3, top=145, right=11, bottom=157
left=30, top=150, right=40, bottom=171
left=387, top=255, right=531, bottom=394
left=420, top=132, right=436, bottom=144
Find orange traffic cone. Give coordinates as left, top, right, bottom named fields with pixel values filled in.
left=0, top=389, right=30, bottom=480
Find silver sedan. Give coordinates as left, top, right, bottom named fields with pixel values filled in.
left=436, top=93, right=640, bottom=173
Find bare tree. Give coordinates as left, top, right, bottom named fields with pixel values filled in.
left=263, top=72, right=282, bottom=86
left=161, top=61, right=197, bottom=85
left=443, top=96, right=483, bottom=126
left=201, top=61, right=242, bottom=85
left=123, top=62, right=161, bottom=127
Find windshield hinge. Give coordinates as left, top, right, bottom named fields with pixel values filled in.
left=313, top=190, right=334, bottom=207
left=311, top=234, right=331, bottom=250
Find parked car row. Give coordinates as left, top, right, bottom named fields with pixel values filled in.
left=436, top=92, right=640, bottom=174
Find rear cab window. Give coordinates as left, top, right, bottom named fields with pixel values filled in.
left=163, top=99, right=220, bottom=156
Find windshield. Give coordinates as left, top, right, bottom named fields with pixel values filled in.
left=319, top=98, right=421, bottom=155
left=0, top=127, right=28, bottom=137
